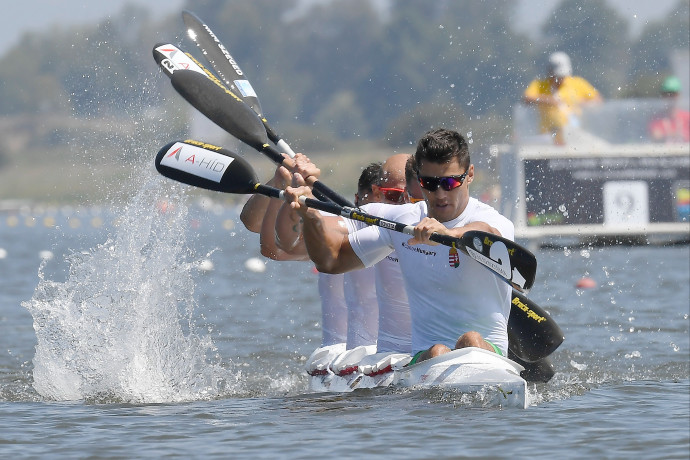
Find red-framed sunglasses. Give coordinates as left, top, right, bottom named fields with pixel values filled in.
left=379, top=187, right=406, bottom=203
left=418, top=171, right=469, bottom=192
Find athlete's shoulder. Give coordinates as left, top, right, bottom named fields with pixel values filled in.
left=362, top=202, right=424, bottom=222
left=466, top=198, right=514, bottom=238
left=467, top=197, right=501, bottom=214
left=359, top=202, right=386, bottom=215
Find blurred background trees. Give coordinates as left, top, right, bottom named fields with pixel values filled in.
left=0, top=0, right=687, bottom=152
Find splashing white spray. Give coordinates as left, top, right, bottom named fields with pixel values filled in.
left=22, top=171, right=237, bottom=403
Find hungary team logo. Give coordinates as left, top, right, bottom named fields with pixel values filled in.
left=449, top=244, right=459, bottom=268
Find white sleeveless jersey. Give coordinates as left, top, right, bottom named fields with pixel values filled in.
left=317, top=272, right=347, bottom=346
left=316, top=211, right=349, bottom=347
left=348, top=199, right=514, bottom=355
left=344, top=215, right=412, bottom=353
left=343, top=266, right=378, bottom=348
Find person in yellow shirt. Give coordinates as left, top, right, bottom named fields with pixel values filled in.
left=523, top=52, right=602, bottom=144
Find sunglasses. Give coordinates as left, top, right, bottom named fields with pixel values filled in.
left=418, top=172, right=468, bottom=192
left=379, top=187, right=406, bottom=203
left=407, top=194, right=424, bottom=203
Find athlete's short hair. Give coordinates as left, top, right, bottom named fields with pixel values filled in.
left=414, top=128, right=470, bottom=171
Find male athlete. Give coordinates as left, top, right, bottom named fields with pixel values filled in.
left=284, top=128, right=514, bottom=364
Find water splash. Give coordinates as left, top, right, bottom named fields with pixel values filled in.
left=22, top=172, right=237, bottom=403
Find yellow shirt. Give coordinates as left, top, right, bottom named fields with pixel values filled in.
left=524, top=76, right=600, bottom=133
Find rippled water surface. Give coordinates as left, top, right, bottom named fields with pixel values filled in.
left=1, top=177, right=688, bottom=458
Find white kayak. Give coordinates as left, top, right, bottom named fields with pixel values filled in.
left=306, top=344, right=528, bottom=408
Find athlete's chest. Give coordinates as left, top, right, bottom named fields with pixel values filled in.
left=395, top=238, right=470, bottom=272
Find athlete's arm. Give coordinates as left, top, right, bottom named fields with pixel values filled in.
left=274, top=204, right=348, bottom=258
left=241, top=153, right=320, bottom=234
left=260, top=195, right=310, bottom=261
left=240, top=165, right=291, bottom=233
left=284, top=181, right=365, bottom=274
left=272, top=156, right=346, bottom=258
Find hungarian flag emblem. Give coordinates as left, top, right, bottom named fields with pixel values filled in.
left=449, top=244, right=459, bottom=268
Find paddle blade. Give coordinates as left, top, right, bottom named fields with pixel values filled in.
left=155, top=140, right=259, bottom=194
left=508, top=353, right=555, bottom=383
left=170, top=69, right=269, bottom=149
left=508, top=291, right=564, bottom=362
left=460, top=231, right=537, bottom=291
left=152, top=42, right=209, bottom=79
left=181, top=10, right=264, bottom=117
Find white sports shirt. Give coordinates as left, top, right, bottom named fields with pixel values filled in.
left=318, top=272, right=347, bottom=346
left=343, top=217, right=412, bottom=353
left=348, top=199, right=514, bottom=355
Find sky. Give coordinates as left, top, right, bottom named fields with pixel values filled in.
left=0, top=0, right=681, bottom=58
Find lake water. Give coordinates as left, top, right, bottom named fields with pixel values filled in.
left=1, top=172, right=688, bottom=459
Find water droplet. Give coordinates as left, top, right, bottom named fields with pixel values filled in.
left=570, top=360, right=587, bottom=370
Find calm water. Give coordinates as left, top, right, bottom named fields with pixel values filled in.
left=1, top=174, right=688, bottom=459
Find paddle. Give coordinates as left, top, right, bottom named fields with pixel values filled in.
left=508, top=290, right=563, bottom=362
left=153, top=42, right=212, bottom=80
left=155, top=139, right=537, bottom=291
left=180, top=10, right=296, bottom=158
left=155, top=62, right=352, bottom=208
left=155, top=140, right=559, bottom=361
left=153, top=42, right=284, bottom=156
left=509, top=354, right=556, bottom=383
left=152, top=43, right=266, bottom=148
left=153, top=44, right=341, bottom=205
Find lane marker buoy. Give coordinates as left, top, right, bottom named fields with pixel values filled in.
left=244, top=257, right=266, bottom=273
left=576, top=277, right=597, bottom=289
left=196, top=258, right=215, bottom=272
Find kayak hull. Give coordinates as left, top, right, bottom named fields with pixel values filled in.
left=307, top=346, right=528, bottom=408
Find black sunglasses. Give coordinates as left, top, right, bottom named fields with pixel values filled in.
left=418, top=171, right=469, bottom=192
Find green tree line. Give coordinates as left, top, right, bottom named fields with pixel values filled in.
left=0, top=0, right=687, bottom=149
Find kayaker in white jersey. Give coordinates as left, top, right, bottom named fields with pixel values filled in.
left=342, top=163, right=381, bottom=349
left=339, top=154, right=413, bottom=353
left=275, top=157, right=413, bottom=353
left=284, top=128, right=514, bottom=364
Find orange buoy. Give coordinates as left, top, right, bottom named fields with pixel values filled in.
left=576, top=277, right=597, bottom=289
